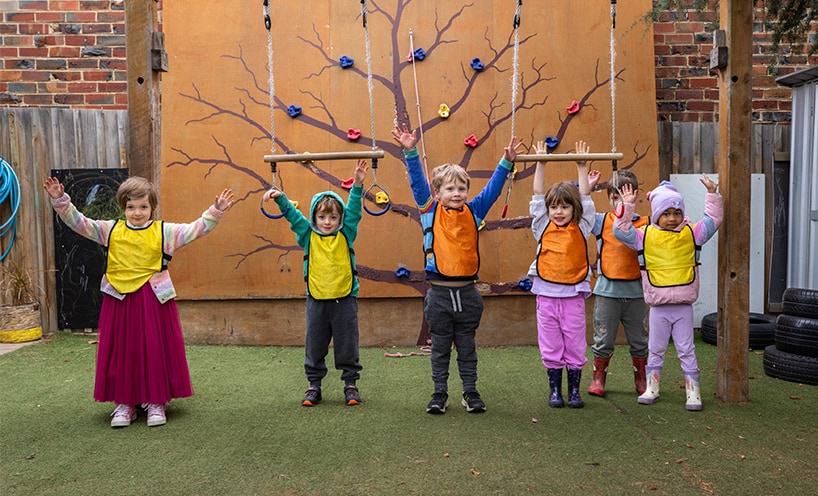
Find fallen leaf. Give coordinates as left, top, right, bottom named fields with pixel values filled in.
left=443, top=452, right=450, bottom=458
left=738, top=435, right=745, bottom=440
left=24, top=453, right=35, bottom=460
left=87, top=340, right=98, bottom=345
left=789, top=395, right=802, bottom=400
left=739, top=455, right=746, bottom=460
left=706, top=426, right=713, bottom=431
left=675, top=458, right=686, bottom=464
left=531, top=417, right=539, bottom=423
left=686, top=443, right=694, bottom=449
left=469, top=468, right=481, bottom=477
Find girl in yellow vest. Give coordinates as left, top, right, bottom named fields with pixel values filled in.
left=44, top=176, right=234, bottom=428
left=614, top=177, right=722, bottom=411
left=588, top=170, right=650, bottom=398
left=527, top=140, right=600, bottom=409
left=263, top=160, right=368, bottom=408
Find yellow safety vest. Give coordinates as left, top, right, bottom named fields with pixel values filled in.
left=536, top=221, right=589, bottom=285
left=106, top=220, right=165, bottom=294
left=427, top=204, right=479, bottom=278
left=598, top=213, right=649, bottom=281
left=641, top=225, right=698, bottom=287
left=306, top=231, right=354, bottom=300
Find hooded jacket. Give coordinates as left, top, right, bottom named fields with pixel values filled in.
left=274, top=185, right=363, bottom=298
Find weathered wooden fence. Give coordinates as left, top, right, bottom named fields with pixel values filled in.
left=0, top=108, right=128, bottom=333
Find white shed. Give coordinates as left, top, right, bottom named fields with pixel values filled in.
left=777, top=66, right=818, bottom=290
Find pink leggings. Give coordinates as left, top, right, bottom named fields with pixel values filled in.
left=536, top=294, right=588, bottom=369
left=647, top=304, right=698, bottom=373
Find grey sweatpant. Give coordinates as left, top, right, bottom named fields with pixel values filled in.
left=592, top=295, right=648, bottom=359
left=424, top=284, right=483, bottom=393
left=304, top=296, right=362, bottom=385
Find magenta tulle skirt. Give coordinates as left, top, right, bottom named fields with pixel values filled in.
left=93, top=284, right=193, bottom=405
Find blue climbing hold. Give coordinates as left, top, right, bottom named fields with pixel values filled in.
left=395, top=266, right=411, bottom=278
left=545, top=136, right=559, bottom=149
left=413, top=48, right=426, bottom=61
left=470, top=58, right=484, bottom=71
left=339, top=55, right=354, bottom=68
left=287, top=105, right=302, bottom=118
left=517, top=278, right=533, bottom=291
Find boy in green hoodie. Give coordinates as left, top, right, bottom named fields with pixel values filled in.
left=263, top=159, right=368, bottom=407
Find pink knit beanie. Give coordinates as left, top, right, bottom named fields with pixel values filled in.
left=648, top=181, right=685, bottom=225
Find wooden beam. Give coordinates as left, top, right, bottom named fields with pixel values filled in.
left=716, top=0, right=753, bottom=403
left=512, top=153, right=624, bottom=163
left=264, top=150, right=385, bottom=163
left=126, top=0, right=162, bottom=201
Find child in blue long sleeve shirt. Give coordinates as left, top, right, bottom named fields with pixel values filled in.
left=392, top=124, right=522, bottom=414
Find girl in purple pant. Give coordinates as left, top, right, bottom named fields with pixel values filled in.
left=614, top=176, right=722, bottom=411
left=527, top=140, right=600, bottom=409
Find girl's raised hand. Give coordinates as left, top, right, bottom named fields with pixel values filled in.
left=43, top=177, right=65, bottom=199
left=620, top=183, right=637, bottom=205
left=574, top=141, right=589, bottom=166
left=391, top=123, right=418, bottom=150
left=215, top=189, right=235, bottom=212
left=588, top=170, right=602, bottom=192
left=263, top=188, right=282, bottom=202
left=503, top=136, right=524, bottom=162
left=700, top=173, right=718, bottom=194
left=533, top=140, right=548, bottom=155
left=354, top=159, right=369, bottom=185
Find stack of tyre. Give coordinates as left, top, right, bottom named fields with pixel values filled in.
left=699, top=312, right=775, bottom=349
left=764, top=288, right=818, bottom=386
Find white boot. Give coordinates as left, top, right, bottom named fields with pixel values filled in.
left=638, top=368, right=661, bottom=404
left=684, top=372, right=703, bottom=411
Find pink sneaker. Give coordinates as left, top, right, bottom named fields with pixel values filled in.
left=146, top=403, right=167, bottom=427
left=110, top=404, right=136, bottom=428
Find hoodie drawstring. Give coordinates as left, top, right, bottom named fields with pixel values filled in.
left=447, top=288, right=463, bottom=313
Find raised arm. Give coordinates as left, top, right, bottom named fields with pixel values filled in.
left=532, top=140, right=547, bottom=196
left=575, top=141, right=591, bottom=196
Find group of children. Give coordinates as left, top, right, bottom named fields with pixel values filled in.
left=44, top=124, right=722, bottom=428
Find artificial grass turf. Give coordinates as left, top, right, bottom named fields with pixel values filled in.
left=1, top=333, right=817, bottom=495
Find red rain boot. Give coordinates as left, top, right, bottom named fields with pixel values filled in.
left=632, top=356, right=648, bottom=395
left=587, top=357, right=610, bottom=397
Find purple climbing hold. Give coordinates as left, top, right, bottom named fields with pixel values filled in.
left=470, top=58, right=484, bottom=71
left=287, top=105, right=302, bottom=118
left=339, top=55, right=354, bottom=68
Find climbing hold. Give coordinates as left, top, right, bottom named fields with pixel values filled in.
left=438, top=104, right=450, bottom=119
left=287, top=105, right=302, bottom=118
left=566, top=100, right=580, bottom=115
left=375, top=191, right=390, bottom=204
left=470, top=58, right=484, bottom=71
left=291, top=201, right=299, bottom=210
left=299, top=152, right=313, bottom=165
left=339, top=55, right=354, bottom=68
left=395, top=266, right=411, bottom=278
left=407, top=47, right=426, bottom=62
left=545, top=136, right=559, bottom=149
left=517, top=278, right=533, bottom=291
left=464, top=134, right=479, bottom=148
left=478, top=220, right=486, bottom=231
left=340, top=177, right=355, bottom=190
left=347, top=128, right=362, bottom=141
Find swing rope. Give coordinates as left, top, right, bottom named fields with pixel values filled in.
left=361, top=0, right=391, bottom=216
left=408, top=28, right=430, bottom=179
left=609, top=0, right=618, bottom=171
left=261, top=0, right=287, bottom=220
left=501, top=0, right=523, bottom=219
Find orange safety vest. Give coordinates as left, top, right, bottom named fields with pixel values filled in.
left=536, top=221, right=589, bottom=285
left=427, top=204, right=479, bottom=278
left=597, top=213, right=649, bottom=281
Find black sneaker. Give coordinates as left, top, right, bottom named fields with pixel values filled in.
left=426, top=392, right=449, bottom=414
left=461, top=390, right=486, bottom=413
left=344, top=384, right=361, bottom=406
left=302, top=387, right=322, bottom=407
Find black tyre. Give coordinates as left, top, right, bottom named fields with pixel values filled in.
left=775, top=314, right=818, bottom=358
left=763, top=345, right=818, bottom=386
left=782, top=288, right=818, bottom=318
left=698, top=312, right=775, bottom=349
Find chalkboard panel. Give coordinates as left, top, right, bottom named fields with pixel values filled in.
left=52, top=169, right=127, bottom=329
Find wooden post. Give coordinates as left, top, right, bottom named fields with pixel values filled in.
left=715, top=1, right=753, bottom=403
left=126, top=0, right=162, bottom=199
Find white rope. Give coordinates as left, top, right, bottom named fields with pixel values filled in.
left=609, top=2, right=617, bottom=155
left=362, top=0, right=377, bottom=150
left=408, top=29, right=429, bottom=178
left=510, top=1, right=522, bottom=139
left=264, top=1, right=276, bottom=156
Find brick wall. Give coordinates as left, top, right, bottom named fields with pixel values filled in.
left=654, top=5, right=818, bottom=122
left=0, top=1, right=815, bottom=121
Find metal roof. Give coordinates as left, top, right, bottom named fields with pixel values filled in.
left=777, top=65, right=818, bottom=87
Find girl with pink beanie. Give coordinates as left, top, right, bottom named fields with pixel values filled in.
left=613, top=176, right=722, bottom=411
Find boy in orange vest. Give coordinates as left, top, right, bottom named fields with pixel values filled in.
left=588, top=170, right=649, bottom=397
left=392, top=123, right=522, bottom=414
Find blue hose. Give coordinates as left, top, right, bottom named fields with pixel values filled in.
left=0, top=157, right=21, bottom=262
